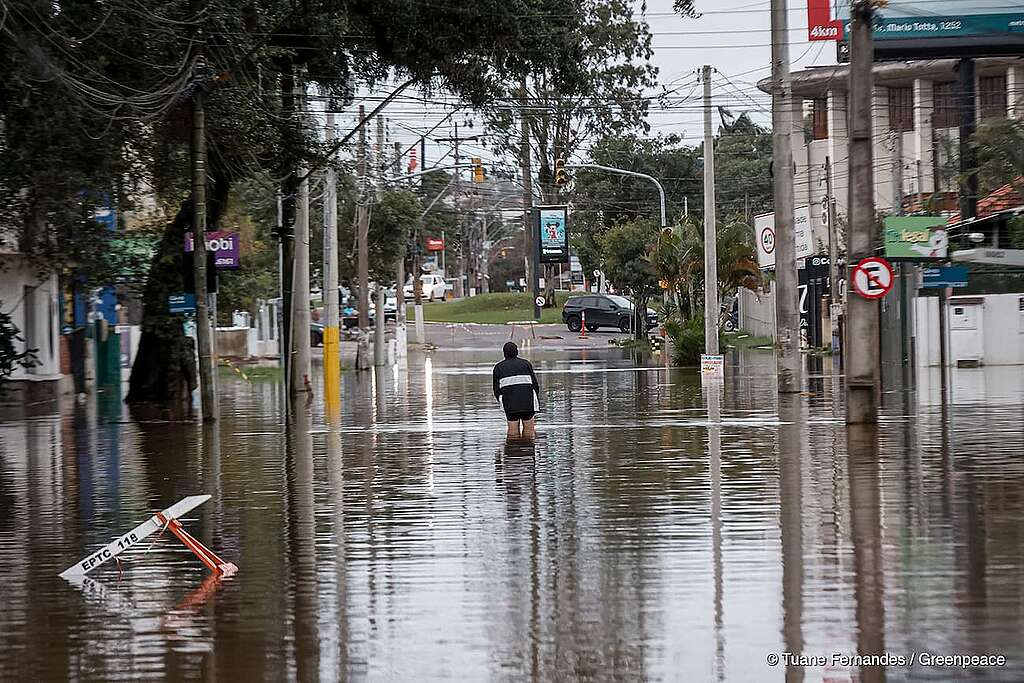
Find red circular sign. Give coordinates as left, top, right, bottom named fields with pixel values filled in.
left=760, top=226, right=776, bottom=255
left=851, top=257, right=894, bottom=300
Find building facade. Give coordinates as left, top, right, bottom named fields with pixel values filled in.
left=759, top=57, right=1024, bottom=247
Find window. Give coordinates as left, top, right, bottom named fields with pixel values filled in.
left=811, top=98, right=828, bottom=140
left=888, top=86, right=914, bottom=132
left=979, top=74, right=1007, bottom=120
left=933, top=81, right=958, bottom=128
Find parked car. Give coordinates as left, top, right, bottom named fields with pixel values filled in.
left=404, top=273, right=448, bottom=302
left=370, top=288, right=398, bottom=322
left=562, top=294, right=658, bottom=333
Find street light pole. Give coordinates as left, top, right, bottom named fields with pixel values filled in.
left=565, top=163, right=667, bottom=227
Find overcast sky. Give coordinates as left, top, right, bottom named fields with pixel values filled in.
left=336, top=1, right=838, bottom=174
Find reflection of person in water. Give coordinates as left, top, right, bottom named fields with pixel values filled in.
left=495, top=437, right=537, bottom=514
left=492, top=341, right=541, bottom=439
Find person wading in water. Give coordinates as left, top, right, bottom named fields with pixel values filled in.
left=492, top=342, right=540, bottom=439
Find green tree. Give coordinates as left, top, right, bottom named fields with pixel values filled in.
left=650, top=216, right=762, bottom=326
left=597, top=218, right=661, bottom=339
left=973, top=118, right=1024, bottom=200
left=484, top=0, right=695, bottom=304
left=3, top=0, right=620, bottom=417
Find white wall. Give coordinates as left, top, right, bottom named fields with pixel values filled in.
left=0, top=257, right=62, bottom=380
left=738, top=287, right=776, bottom=340
left=915, top=293, right=1024, bottom=367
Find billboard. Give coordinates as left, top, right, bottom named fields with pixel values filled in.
left=536, top=206, right=570, bottom=264
left=883, top=216, right=948, bottom=260
left=754, top=206, right=817, bottom=270
left=812, top=1, right=1024, bottom=58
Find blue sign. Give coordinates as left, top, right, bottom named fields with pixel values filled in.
left=922, top=266, right=968, bottom=289
left=168, top=293, right=196, bottom=313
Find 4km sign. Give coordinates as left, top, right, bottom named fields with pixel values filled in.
left=851, top=257, right=894, bottom=300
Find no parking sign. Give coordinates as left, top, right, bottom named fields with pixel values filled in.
left=851, top=257, right=894, bottom=300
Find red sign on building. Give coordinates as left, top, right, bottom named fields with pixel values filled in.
left=807, top=0, right=843, bottom=41
left=426, top=237, right=445, bottom=251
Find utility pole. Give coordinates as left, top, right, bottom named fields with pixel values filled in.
left=278, top=67, right=297, bottom=398
left=191, top=80, right=217, bottom=422
left=374, top=115, right=386, bottom=366
left=292, top=73, right=311, bottom=397
left=437, top=125, right=481, bottom=299
left=323, top=111, right=341, bottom=411
left=520, top=79, right=540, bottom=320
left=394, top=140, right=408, bottom=364
left=356, top=105, right=371, bottom=370
left=770, top=0, right=801, bottom=394
left=825, top=156, right=841, bottom=355
left=893, top=131, right=914, bottom=400
left=702, top=65, right=720, bottom=357
left=846, top=0, right=880, bottom=424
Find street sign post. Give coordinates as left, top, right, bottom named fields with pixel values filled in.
left=754, top=206, right=817, bottom=269
left=851, top=257, right=894, bottom=300
left=169, top=293, right=196, bottom=314
left=922, top=266, right=968, bottom=289
left=58, top=495, right=237, bottom=580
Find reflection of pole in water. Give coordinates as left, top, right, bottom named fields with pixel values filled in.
left=424, top=357, right=435, bottom=490
left=285, top=406, right=319, bottom=680
left=705, top=384, right=725, bottom=682
left=778, top=394, right=804, bottom=683
left=324, top=406, right=348, bottom=679
left=847, top=424, right=885, bottom=683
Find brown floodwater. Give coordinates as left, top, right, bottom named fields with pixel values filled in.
left=0, top=349, right=1022, bottom=681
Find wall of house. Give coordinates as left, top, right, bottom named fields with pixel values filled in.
left=915, top=293, right=1024, bottom=367
left=0, top=257, right=62, bottom=379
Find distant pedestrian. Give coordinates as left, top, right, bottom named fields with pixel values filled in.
left=493, top=341, right=540, bottom=439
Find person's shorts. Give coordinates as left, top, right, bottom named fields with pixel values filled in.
left=505, top=411, right=536, bottom=422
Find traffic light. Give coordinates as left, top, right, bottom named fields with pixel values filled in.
left=471, top=157, right=485, bottom=183
left=554, top=158, right=569, bottom=187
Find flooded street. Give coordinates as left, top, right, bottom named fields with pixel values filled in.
left=1, top=349, right=1022, bottom=681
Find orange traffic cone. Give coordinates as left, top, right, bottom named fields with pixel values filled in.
left=579, top=310, right=587, bottom=339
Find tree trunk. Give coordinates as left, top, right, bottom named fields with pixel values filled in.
left=125, top=168, right=231, bottom=420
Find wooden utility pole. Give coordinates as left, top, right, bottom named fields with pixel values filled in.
left=394, top=140, right=408, bottom=363
left=374, top=115, right=386, bottom=366
left=702, top=65, right=720, bottom=357
left=519, top=79, right=539, bottom=320
left=192, top=84, right=217, bottom=422
left=845, top=0, right=880, bottom=424
left=770, top=0, right=801, bottom=394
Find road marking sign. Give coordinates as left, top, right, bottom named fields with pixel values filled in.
left=535, top=295, right=546, bottom=307
left=851, top=257, right=894, bottom=300
left=58, top=495, right=232, bottom=579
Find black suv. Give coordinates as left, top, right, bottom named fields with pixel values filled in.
left=562, top=294, right=658, bottom=333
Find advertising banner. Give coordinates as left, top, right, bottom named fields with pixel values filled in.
left=883, top=216, right=948, bottom=260
left=185, top=231, right=240, bottom=269
left=426, top=237, right=445, bottom=251
left=537, top=206, right=570, bottom=264
left=819, top=1, right=1024, bottom=57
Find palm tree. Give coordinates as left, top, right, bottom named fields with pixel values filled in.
left=650, top=215, right=762, bottom=325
